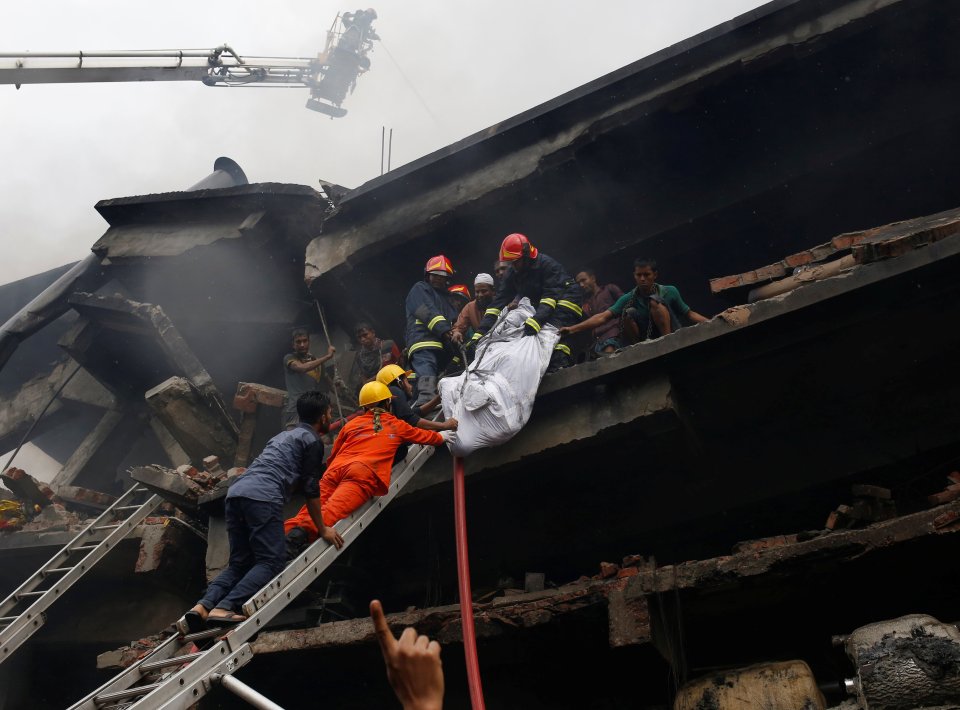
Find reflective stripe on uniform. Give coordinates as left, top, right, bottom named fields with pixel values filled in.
left=415, top=319, right=424, bottom=325
left=558, top=300, right=583, bottom=316
left=539, top=297, right=557, bottom=308
left=471, top=332, right=483, bottom=340
left=427, top=315, right=447, bottom=330
left=554, top=343, right=572, bottom=355
left=524, top=317, right=541, bottom=332
left=484, top=307, right=501, bottom=317
left=408, top=340, right=444, bottom=354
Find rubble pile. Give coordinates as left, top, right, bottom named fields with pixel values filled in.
left=130, top=457, right=243, bottom=512
left=0, top=466, right=113, bottom=534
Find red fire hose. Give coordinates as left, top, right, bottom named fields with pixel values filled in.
left=453, top=455, right=486, bottom=709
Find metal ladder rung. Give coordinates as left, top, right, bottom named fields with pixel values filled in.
left=0, top=616, right=16, bottom=624
left=17, top=591, right=44, bottom=599
left=94, top=683, right=162, bottom=705
left=44, top=566, right=75, bottom=575
left=114, top=506, right=141, bottom=513
left=71, top=544, right=98, bottom=552
left=139, top=653, right=202, bottom=672
left=182, top=628, right=228, bottom=643
left=92, top=524, right=123, bottom=531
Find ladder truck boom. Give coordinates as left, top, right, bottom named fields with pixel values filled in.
left=0, top=8, right=378, bottom=117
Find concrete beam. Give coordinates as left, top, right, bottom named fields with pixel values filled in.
left=129, top=464, right=201, bottom=513
left=50, top=408, right=126, bottom=491
left=250, top=583, right=619, bottom=656
left=63, top=292, right=222, bottom=400
left=145, top=377, right=237, bottom=465
left=148, top=416, right=191, bottom=468
left=406, top=374, right=680, bottom=495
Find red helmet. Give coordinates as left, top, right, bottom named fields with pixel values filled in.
left=499, top=233, right=538, bottom=262
left=424, top=254, right=454, bottom=275
left=448, top=284, right=471, bottom=300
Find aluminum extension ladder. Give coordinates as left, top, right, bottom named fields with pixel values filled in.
left=0, top=484, right=162, bottom=664
left=68, top=441, right=438, bottom=710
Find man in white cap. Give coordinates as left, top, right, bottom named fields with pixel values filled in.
left=450, top=273, right=496, bottom=345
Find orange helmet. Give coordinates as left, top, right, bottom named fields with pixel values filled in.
left=424, top=254, right=454, bottom=276
left=448, top=284, right=471, bottom=300
left=499, top=233, right=538, bottom=262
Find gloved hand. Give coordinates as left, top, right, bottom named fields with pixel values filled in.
left=523, top=321, right=539, bottom=337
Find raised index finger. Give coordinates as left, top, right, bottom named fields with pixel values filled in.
left=370, top=599, right=396, bottom=655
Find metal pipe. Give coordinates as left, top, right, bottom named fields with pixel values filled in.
left=453, top=456, right=486, bottom=709
left=314, top=301, right=345, bottom=423
left=212, top=674, right=286, bottom=710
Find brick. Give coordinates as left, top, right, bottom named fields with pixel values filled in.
left=754, top=263, right=787, bottom=281
left=616, top=567, right=639, bottom=578
left=826, top=504, right=853, bottom=531
left=622, top=554, right=646, bottom=568
left=933, top=510, right=960, bottom=529
left=732, top=534, right=797, bottom=554
left=783, top=250, right=814, bottom=268
left=947, top=471, right=960, bottom=485
left=599, top=562, right=620, bottom=579
left=709, top=275, right=743, bottom=293
left=203, top=456, right=223, bottom=474
left=927, top=488, right=960, bottom=506
left=831, top=231, right=868, bottom=250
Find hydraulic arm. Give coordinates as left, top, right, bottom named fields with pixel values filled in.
left=0, top=9, right=378, bottom=117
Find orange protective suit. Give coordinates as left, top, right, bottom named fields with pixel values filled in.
left=284, top=409, right=444, bottom=541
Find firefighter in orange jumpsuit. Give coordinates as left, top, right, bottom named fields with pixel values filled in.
left=283, top=381, right=450, bottom=545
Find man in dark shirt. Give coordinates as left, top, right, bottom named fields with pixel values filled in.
left=180, top=391, right=344, bottom=629
left=350, top=322, right=401, bottom=393
left=575, top=269, right=624, bottom=356
left=283, top=328, right=336, bottom=430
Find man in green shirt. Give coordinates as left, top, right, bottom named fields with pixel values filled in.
left=560, top=258, right=709, bottom=345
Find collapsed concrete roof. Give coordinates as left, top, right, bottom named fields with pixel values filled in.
left=305, top=0, right=960, bottom=343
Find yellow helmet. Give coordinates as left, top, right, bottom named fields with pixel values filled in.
left=376, top=364, right=409, bottom=387
left=359, top=381, right=394, bottom=408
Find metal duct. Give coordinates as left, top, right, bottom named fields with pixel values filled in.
left=187, top=157, right=249, bottom=191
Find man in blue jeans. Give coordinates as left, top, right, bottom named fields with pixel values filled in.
left=180, top=391, right=344, bottom=629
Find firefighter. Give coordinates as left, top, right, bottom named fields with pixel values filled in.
left=469, top=233, right=582, bottom=372
left=376, top=363, right=458, bottom=432
left=405, top=254, right=461, bottom=407
left=283, top=381, right=448, bottom=546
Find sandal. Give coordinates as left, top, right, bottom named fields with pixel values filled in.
left=206, top=611, right=247, bottom=627
left=175, top=609, right=208, bottom=635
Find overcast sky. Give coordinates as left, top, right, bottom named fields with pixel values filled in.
left=1, top=0, right=768, bottom=286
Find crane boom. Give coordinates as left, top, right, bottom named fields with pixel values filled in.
left=0, top=48, right=312, bottom=86
left=0, top=8, right=379, bottom=117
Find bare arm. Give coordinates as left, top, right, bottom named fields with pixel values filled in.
left=560, top=309, right=615, bottom=336
left=305, top=497, right=343, bottom=549
left=686, top=310, right=710, bottom=324
left=417, top=395, right=442, bottom=415
left=417, top=417, right=458, bottom=432
left=287, top=346, right=337, bottom=373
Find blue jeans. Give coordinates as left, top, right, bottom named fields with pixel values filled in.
left=198, top=496, right=286, bottom=613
